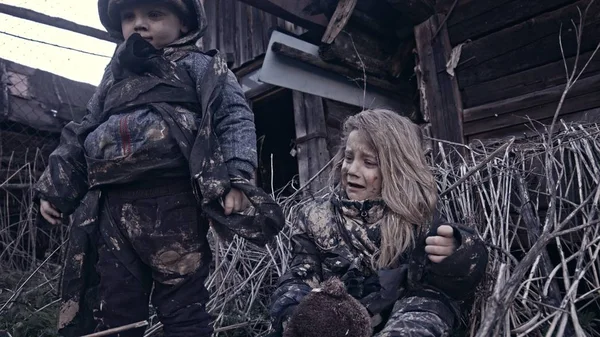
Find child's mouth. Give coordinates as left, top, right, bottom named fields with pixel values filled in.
left=347, top=182, right=364, bottom=189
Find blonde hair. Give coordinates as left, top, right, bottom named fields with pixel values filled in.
left=330, top=109, right=438, bottom=269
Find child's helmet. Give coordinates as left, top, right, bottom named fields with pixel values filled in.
left=98, top=0, right=203, bottom=39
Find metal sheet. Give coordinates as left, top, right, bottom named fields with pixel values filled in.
left=259, top=30, right=410, bottom=112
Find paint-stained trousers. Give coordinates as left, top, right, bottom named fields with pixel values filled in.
left=93, top=179, right=213, bottom=337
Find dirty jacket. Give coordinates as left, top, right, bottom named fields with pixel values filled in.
left=270, top=194, right=488, bottom=335
left=34, top=1, right=285, bottom=335
left=36, top=0, right=255, bottom=215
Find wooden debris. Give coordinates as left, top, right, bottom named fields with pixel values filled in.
left=0, top=3, right=117, bottom=43
left=321, top=0, right=357, bottom=44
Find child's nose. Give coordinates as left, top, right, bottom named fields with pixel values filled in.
left=134, top=17, right=147, bottom=30
left=347, top=161, right=360, bottom=176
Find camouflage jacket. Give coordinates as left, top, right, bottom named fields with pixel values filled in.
left=270, top=194, right=488, bottom=333
left=35, top=35, right=284, bottom=336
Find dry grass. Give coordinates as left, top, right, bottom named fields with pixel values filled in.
left=1, top=122, right=599, bottom=337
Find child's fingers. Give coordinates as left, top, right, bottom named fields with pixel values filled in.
left=428, top=255, right=447, bottom=263
left=223, top=194, right=234, bottom=215
left=40, top=207, right=61, bottom=225
left=41, top=201, right=60, bottom=218
left=425, top=235, right=455, bottom=247
left=233, top=194, right=241, bottom=212
left=437, top=225, right=454, bottom=238
left=424, top=244, right=455, bottom=256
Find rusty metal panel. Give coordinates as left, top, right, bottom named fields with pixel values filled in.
left=259, top=31, right=409, bottom=112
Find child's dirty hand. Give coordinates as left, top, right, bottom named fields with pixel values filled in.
left=40, top=199, right=62, bottom=225
left=425, top=225, right=457, bottom=263
left=223, top=188, right=249, bottom=215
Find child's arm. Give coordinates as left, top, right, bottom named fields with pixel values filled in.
left=34, top=69, right=112, bottom=215
left=211, top=69, right=257, bottom=179
left=270, top=205, right=323, bottom=332
left=185, top=53, right=257, bottom=180
left=421, top=221, right=489, bottom=300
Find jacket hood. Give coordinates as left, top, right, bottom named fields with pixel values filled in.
left=98, top=0, right=207, bottom=45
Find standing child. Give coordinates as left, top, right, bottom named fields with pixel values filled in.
left=270, top=109, right=488, bottom=336
left=35, top=1, right=283, bottom=336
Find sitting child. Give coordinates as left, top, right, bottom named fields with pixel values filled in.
left=270, top=109, right=488, bottom=336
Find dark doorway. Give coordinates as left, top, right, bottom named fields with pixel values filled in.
left=252, top=89, right=299, bottom=196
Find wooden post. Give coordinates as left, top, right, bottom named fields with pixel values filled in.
left=321, top=0, right=358, bottom=44
left=0, top=60, right=8, bottom=118
left=292, top=91, right=331, bottom=194
left=0, top=3, right=117, bottom=43
left=414, top=14, right=464, bottom=150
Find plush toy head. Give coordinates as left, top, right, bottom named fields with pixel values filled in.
left=283, top=278, right=372, bottom=337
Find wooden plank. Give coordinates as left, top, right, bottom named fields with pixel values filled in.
left=318, top=25, right=393, bottom=78
left=222, top=0, right=237, bottom=67
left=203, top=0, right=218, bottom=50
left=448, top=0, right=576, bottom=44
left=462, top=50, right=600, bottom=108
left=236, top=0, right=329, bottom=31
left=464, top=73, right=600, bottom=123
left=292, top=91, right=331, bottom=194
left=0, top=3, right=117, bottom=43
left=235, top=1, right=248, bottom=65
left=467, top=107, right=600, bottom=141
left=457, top=0, right=600, bottom=88
left=414, top=14, right=464, bottom=144
left=323, top=99, right=360, bottom=157
left=250, top=6, right=265, bottom=59
left=321, top=0, right=357, bottom=44
left=444, top=0, right=512, bottom=26
left=463, top=89, right=600, bottom=136
left=0, top=61, right=8, bottom=118
left=387, top=0, right=435, bottom=24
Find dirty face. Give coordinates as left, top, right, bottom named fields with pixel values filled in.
left=120, top=3, right=188, bottom=49
left=341, top=130, right=382, bottom=201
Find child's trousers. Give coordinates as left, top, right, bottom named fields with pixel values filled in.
left=94, top=179, right=213, bottom=337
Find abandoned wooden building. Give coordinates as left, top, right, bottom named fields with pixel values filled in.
left=1, top=0, right=598, bottom=196
left=201, top=0, right=600, bottom=194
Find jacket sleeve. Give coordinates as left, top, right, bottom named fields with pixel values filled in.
left=33, top=68, right=112, bottom=215
left=270, top=205, right=323, bottom=331
left=375, top=288, right=456, bottom=337
left=422, top=220, right=489, bottom=300
left=186, top=53, right=257, bottom=180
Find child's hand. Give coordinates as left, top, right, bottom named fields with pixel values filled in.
left=223, top=188, right=249, bottom=215
left=425, top=225, right=457, bottom=263
left=40, top=199, right=62, bottom=225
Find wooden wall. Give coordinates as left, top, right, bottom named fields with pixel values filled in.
left=201, top=0, right=302, bottom=69
left=447, top=0, right=600, bottom=141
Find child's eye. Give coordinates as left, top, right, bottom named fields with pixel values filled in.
left=148, top=11, right=165, bottom=19
left=365, top=159, right=378, bottom=167
left=121, top=12, right=134, bottom=21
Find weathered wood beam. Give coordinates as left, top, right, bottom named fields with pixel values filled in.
left=271, top=42, right=410, bottom=94
left=292, top=92, right=331, bottom=194
left=462, top=49, right=600, bottom=108
left=462, top=73, right=600, bottom=136
left=463, top=73, right=600, bottom=123
left=457, top=0, right=600, bottom=88
left=0, top=61, right=8, bottom=118
left=319, top=25, right=392, bottom=78
left=321, top=0, right=357, bottom=44
left=386, top=0, right=435, bottom=24
left=235, top=0, right=328, bottom=31
left=414, top=14, right=464, bottom=146
left=447, top=0, right=573, bottom=45
left=0, top=3, right=117, bottom=43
